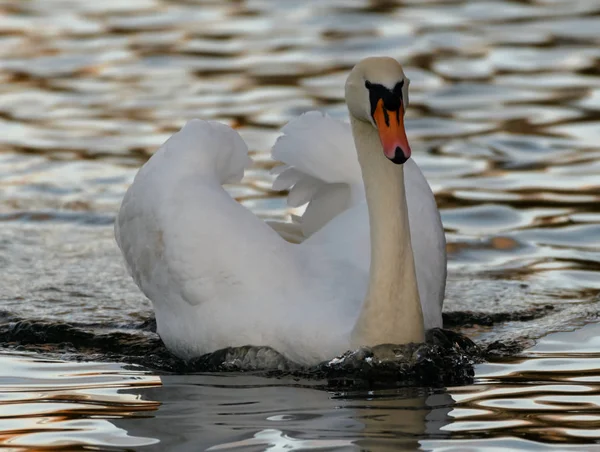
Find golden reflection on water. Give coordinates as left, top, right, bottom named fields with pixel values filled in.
left=0, top=0, right=600, bottom=450
left=433, top=323, right=600, bottom=450
left=0, top=353, right=161, bottom=449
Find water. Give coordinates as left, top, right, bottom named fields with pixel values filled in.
left=4, top=325, right=600, bottom=450
left=0, top=0, right=599, bottom=449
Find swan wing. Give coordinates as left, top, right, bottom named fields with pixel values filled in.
left=271, top=112, right=365, bottom=237
left=270, top=111, right=445, bottom=328
left=115, top=120, right=295, bottom=311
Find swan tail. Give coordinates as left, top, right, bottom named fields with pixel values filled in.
left=271, top=112, right=363, bottom=237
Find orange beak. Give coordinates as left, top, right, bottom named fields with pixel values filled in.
left=372, top=98, right=411, bottom=164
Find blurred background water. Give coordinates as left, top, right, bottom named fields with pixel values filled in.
left=1, top=0, right=600, bottom=450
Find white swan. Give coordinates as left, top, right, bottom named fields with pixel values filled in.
left=115, top=57, right=446, bottom=366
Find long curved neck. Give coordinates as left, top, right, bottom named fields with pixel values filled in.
left=349, top=116, right=425, bottom=346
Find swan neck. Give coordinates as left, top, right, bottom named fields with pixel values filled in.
left=349, top=116, right=424, bottom=346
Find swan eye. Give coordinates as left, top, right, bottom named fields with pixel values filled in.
left=393, top=80, right=404, bottom=97
left=365, top=80, right=372, bottom=89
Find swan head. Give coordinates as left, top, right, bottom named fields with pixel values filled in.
left=345, top=57, right=411, bottom=164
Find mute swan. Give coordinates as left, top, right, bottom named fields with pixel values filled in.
left=115, top=57, right=446, bottom=366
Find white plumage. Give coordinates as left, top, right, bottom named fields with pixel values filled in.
left=271, top=112, right=446, bottom=331
left=115, top=114, right=445, bottom=365
left=115, top=58, right=447, bottom=365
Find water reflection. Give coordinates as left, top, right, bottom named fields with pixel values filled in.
left=5, top=324, right=600, bottom=450
left=431, top=323, right=600, bottom=450
left=116, top=374, right=454, bottom=451
left=0, top=353, right=161, bottom=449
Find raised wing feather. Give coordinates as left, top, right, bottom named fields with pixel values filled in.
left=115, top=120, right=292, bottom=310
left=271, top=112, right=365, bottom=237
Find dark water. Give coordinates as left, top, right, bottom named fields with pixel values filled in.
left=1, top=0, right=600, bottom=449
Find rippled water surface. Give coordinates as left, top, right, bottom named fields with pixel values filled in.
left=1, top=0, right=600, bottom=449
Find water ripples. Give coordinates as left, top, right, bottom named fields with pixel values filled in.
left=0, top=353, right=161, bottom=449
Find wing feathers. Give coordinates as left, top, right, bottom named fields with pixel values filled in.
left=271, top=112, right=364, bottom=237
